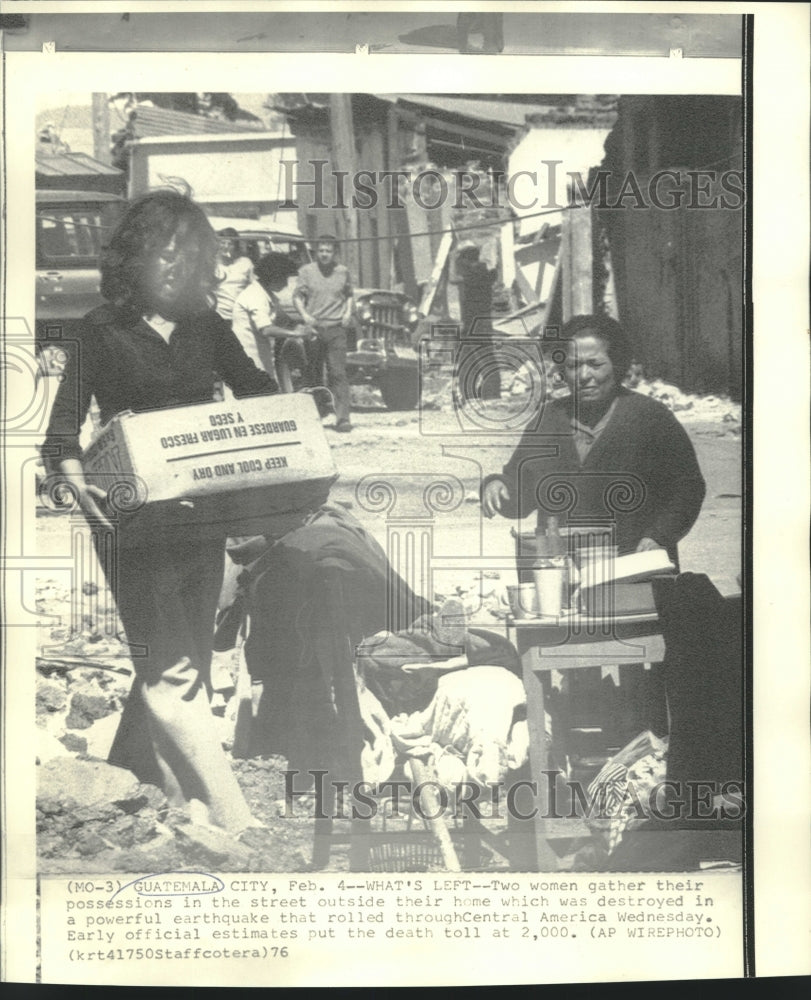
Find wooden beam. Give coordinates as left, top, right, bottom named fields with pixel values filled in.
left=500, top=220, right=516, bottom=289
left=562, top=204, right=594, bottom=320
left=419, top=231, right=453, bottom=316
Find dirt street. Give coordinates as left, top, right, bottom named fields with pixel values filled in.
left=31, top=382, right=742, bottom=873
left=323, top=393, right=742, bottom=588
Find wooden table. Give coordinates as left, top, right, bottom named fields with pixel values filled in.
left=509, top=610, right=667, bottom=870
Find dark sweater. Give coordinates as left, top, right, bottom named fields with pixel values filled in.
left=483, top=388, right=706, bottom=563
left=43, top=303, right=278, bottom=468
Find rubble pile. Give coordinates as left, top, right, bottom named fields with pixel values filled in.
left=34, top=578, right=322, bottom=872
left=627, top=373, right=742, bottom=426
left=35, top=669, right=313, bottom=873
left=35, top=658, right=175, bottom=870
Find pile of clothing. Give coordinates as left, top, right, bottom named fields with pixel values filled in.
left=220, top=504, right=529, bottom=789
left=356, top=618, right=528, bottom=788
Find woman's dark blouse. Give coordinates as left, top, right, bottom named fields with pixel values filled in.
left=483, top=387, right=706, bottom=562
left=43, top=303, right=278, bottom=467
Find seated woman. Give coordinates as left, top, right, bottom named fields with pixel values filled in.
left=482, top=314, right=706, bottom=566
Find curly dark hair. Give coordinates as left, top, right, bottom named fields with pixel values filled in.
left=100, top=189, right=220, bottom=314
left=561, top=313, right=633, bottom=383
left=255, top=252, right=298, bottom=289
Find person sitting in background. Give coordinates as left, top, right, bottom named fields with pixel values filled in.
left=214, top=227, right=254, bottom=322
left=232, top=252, right=302, bottom=384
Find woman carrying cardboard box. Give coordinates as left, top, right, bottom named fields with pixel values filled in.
left=43, top=189, right=278, bottom=835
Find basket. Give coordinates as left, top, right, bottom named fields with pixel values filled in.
left=366, top=832, right=448, bottom=873
left=365, top=832, right=494, bottom=872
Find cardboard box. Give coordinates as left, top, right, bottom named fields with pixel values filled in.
left=82, top=394, right=338, bottom=535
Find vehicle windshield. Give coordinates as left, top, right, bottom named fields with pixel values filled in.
left=234, top=235, right=310, bottom=268
left=36, top=201, right=123, bottom=267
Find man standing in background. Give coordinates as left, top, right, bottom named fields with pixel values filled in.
left=293, top=235, right=354, bottom=432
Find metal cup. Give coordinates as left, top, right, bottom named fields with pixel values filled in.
left=533, top=566, right=566, bottom=619
left=504, top=583, right=540, bottom=619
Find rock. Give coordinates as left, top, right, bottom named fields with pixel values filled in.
left=104, top=813, right=148, bottom=849
left=38, top=757, right=141, bottom=811
left=60, top=733, right=88, bottom=754
left=135, top=782, right=169, bottom=813
left=112, top=828, right=181, bottom=872
left=131, top=809, right=161, bottom=844
left=37, top=834, right=65, bottom=859
left=164, top=807, right=193, bottom=831
left=66, top=691, right=115, bottom=730
left=37, top=680, right=67, bottom=715
left=74, top=828, right=111, bottom=857
left=38, top=793, right=79, bottom=816
left=104, top=816, right=138, bottom=847
left=72, top=801, right=122, bottom=825
left=174, top=823, right=252, bottom=868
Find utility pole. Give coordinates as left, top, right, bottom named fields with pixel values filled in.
left=92, top=93, right=111, bottom=165
left=328, top=94, right=360, bottom=281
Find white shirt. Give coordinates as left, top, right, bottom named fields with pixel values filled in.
left=142, top=313, right=177, bottom=343
left=570, top=397, right=619, bottom=464
left=232, top=281, right=278, bottom=377
left=214, top=256, right=255, bottom=322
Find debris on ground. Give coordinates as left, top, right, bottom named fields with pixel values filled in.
left=33, top=371, right=741, bottom=873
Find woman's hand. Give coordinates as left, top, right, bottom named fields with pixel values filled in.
left=482, top=479, right=510, bottom=518
left=58, top=459, right=114, bottom=531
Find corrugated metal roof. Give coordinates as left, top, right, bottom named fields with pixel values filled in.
left=128, top=105, right=264, bottom=138
left=390, top=94, right=615, bottom=130
left=36, top=190, right=124, bottom=202
left=35, top=151, right=123, bottom=178
left=386, top=94, right=535, bottom=130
